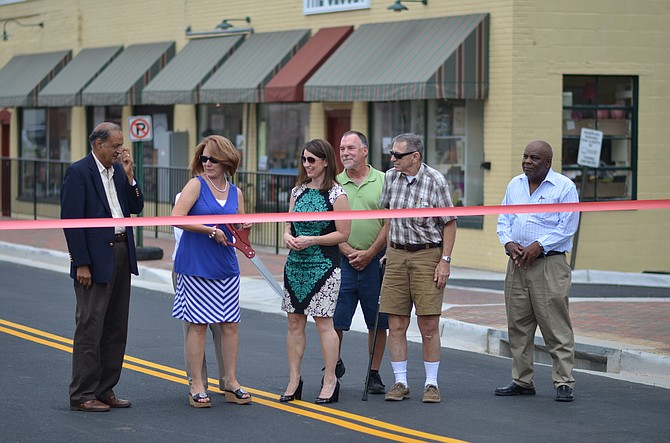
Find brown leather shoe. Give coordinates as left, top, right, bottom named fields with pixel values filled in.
left=100, top=395, right=131, bottom=408
left=70, top=399, right=110, bottom=412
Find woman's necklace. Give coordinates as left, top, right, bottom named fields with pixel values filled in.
left=206, top=174, right=228, bottom=193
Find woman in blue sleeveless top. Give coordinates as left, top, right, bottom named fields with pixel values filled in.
left=172, top=135, right=252, bottom=408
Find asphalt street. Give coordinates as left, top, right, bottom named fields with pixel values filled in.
left=1, top=262, right=669, bottom=443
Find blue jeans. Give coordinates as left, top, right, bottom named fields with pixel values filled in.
left=334, top=251, right=388, bottom=331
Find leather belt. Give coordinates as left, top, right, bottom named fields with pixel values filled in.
left=113, top=233, right=127, bottom=243
left=538, top=250, right=565, bottom=258
left=389, top=241, right=441, bottom=252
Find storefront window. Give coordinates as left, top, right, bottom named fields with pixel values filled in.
left=89, top=106, right=122, bottom=136
left=130, top=106, right=173, bottom=205
left=198, top=103, right=244, bottom=148
left=425, top=100, right=484, bottom=209
left=371, top=99, right=485, bottom=226
left=370, top=101, right=423, bottom=170
left=20, top=107, right=70, bottom=200
left=21, top=108, right=46, bottom=160
left=257, top=103, right=309, bottom=173
left=562, top=75, right=637, bottom=200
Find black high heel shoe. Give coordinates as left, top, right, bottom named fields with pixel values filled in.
left=315, top=380, right=340, bottom=404
left=279, top=377, right=303, bottom=402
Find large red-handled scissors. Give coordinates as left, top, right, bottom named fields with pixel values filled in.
left=222, top=223, right=284, bottom=298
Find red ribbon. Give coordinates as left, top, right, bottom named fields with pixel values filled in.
left=1, top=199, right=668, bottom=231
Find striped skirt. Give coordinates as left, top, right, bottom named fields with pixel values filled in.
left=172, top=274, right=241, bottom=324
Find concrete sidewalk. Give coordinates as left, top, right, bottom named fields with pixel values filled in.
left=0, top=227, right=669, bottom=390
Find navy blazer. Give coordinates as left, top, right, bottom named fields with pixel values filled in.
left=61, top=153, right=144, bottom=283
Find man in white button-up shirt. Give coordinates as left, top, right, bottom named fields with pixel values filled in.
left=495, top=140, right=579, bottom=402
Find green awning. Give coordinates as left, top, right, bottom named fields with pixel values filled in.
left=82, top=41, right=175, bottom=106
left=0, top=50, right=71, bottom=107
left=142, top=36, right=244, bottom=105
left=200, top=29, right=310, bottom=103
left=304, top=14, right=489, bottom=102
left=38, top=46, right=123, bottom=107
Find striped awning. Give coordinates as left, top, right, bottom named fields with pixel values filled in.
left=304, top=14, right=489, bottom=102
left=38, top=46, right=123, bottom=107
left=82, top=41, right=175, bottom=106
left=200, top=29, right=310, bottom=103
left=0, top=50, right=71, bottom=107
left=264, top=26, right=353, bottom=102
left=142, top=36, right=244, bottom=105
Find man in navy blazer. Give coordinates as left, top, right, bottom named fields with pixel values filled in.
left=61, top=122, right=144, bottom=412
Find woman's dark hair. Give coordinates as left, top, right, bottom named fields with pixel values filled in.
left=295, top=139, right=338, bottom=191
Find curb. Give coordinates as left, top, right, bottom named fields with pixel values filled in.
left=437, top=317, right=670, bottom=389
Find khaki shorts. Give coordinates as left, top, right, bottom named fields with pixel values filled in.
left=380, top=246, right=443, bottom=316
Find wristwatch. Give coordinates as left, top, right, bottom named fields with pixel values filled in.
left=441, top=255, right=451, bottom=263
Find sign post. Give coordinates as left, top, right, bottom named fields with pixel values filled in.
left=571, top=128, right=604, bottom=268
left=127, top=116, right=162, bottom=260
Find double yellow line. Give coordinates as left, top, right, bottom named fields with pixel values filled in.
left=0, top=318, right=468, bottom=443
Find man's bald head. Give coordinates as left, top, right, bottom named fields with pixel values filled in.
left=522, top=140, right=553, bottom=184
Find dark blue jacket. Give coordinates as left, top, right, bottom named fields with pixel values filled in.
left=60, top=153, right=144, bottom=283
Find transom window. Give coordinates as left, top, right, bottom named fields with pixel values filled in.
left=303, top=0, right=370, bottom=15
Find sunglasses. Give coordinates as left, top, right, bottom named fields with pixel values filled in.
left=389, top=150, right=417, bottom=159
left=199, top=155, right=219, bottom=164
left=301, top=156, right=321, bottom=164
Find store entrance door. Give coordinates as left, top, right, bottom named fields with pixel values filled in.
left=326, top=109, right=349, bottom=173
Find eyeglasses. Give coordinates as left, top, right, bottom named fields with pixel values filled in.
left=389, top=150, right=417, bottom=159
left=199, top=155, right=219, bottom=164
left=301, top=156, right=321, bottom=164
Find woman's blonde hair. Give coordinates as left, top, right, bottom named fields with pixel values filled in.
left=190, top=135, right=240, bottom=177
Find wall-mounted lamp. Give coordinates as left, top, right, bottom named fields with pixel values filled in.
left=216, top=16, right=251, bottom=30
left=2, top=18, right=44, bottom=41
left=185, top=16, right=253, bottom=38
left=387, top=0, right=427, bottom=12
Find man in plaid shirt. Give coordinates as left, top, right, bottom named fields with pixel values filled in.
left=379, top=133, right=457, bottom=404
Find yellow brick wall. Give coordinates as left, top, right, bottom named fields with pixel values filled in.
left=0, top=0, right=667, bottom=272
left=497, top=1, right=670, bottom=272
left=70, top=107, right=87, bottom=159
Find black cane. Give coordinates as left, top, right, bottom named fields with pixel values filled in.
left=362, top=258, right=385, bottom=401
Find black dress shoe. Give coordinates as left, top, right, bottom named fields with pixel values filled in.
left=494, top=381, right=536, bottom=396
left=322, top=358, right=346, bottom=379
left=555, top=385, right=574, bottom=402
left=367, top=371, right=386, bottom=395
left=335, top=358, right=346, bottom=378
left=321, top=358, right=346, bottom=387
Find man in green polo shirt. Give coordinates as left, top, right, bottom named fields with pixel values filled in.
left=334, top=130, right=389, bottom=394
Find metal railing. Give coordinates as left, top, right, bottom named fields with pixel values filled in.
left=0, top=157, right=297, bottom=252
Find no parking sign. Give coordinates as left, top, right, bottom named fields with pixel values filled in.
left=128, top=115, right=153, bottom=142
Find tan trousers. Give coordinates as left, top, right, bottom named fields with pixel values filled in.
left=504, top=255, right=575, bottom=389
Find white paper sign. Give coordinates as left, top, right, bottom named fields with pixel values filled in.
left=577, top=128, right=603, bottom=168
